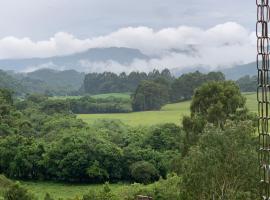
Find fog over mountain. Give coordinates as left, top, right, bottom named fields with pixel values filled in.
left=0, top=22, right=256, bottom=74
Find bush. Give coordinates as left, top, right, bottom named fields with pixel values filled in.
left=130, top=161, right=159, bottom=184
left=4, top=182, right=35, bottom=200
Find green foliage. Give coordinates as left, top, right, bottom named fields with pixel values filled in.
left=4, top=182, right=36, bottom=200
left=132, top=80, right=169, bottom=111
left=180, top=121, right=258, bottom=199
left=0, top=89, right=24, bottom=135
left=145, top=123, right=184, bottom=152
left=170, top=71, right=225, bottom=102
left=44, top=193, right=54, bottom=200
left=40, top=100, right=70, bottom=115
left=130, top=161, right=159, bottom=184
left=0, top=135, right=45, bottom=179
left=0, top=70, right=24, bottom=95
left=42, top=131, right=123, bottom=182
left=190, top=81, right=246, bottom=127
left=81, top=183, right=117, bottom=200
left=236, top=75, right=257, bottom=92
left=69, top=96, right=132, bottom=114
left=84, top=69, right=173, bottom=94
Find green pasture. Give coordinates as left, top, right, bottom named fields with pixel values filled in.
left=78, top=101, right=191, bottom=126
left=78, top=93, right=257, bottom=126
left=91, top=93, right=131, bottom=99
left=244, top=92, right=257, bottom=113
left=21, top=182, right=125, bottom=200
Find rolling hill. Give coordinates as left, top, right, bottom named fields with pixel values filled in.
left=221, top=62, right=256, bottom=80
left=0, top=47, right=150, bottom=72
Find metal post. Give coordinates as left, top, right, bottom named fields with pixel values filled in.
left=257, top=0, right=270, bottom=198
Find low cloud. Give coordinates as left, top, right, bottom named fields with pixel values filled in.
left=0, top=22, right=256, bottom=72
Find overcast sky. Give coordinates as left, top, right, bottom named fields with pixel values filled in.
left=0, top=0, right=257, bottom=71
left=0, top=0, right=255, bottom=39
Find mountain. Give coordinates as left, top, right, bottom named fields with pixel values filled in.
left=0, top=47, right=150, bottom=72
left=220, top=62, right=256, bottom=80
left=26, top=69, right=85, bottom=90
left=2, top=69, right=85, bottom=96
left=0, top=70, right=24, bottom=94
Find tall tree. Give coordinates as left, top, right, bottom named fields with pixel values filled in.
left=132, top=80, right=169, bottom=111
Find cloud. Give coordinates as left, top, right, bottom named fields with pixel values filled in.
left=0, top=22, right=256, bottom=72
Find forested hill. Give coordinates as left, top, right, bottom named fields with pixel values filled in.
left=25, top=69, right=85, bottom=90
left=221, top=62, right=256, bottom=80
left=0, top=47, right=150, bottom=72
left=0, top=69, right=85, bottom=95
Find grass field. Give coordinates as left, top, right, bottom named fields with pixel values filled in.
left=78, top=101, right=191, bottom=126
left=92, top=93, right=131, bottom=99
left=21, top=182, right=125, bottom=200
left=244, top=92, right=257, bottom=113
left=78, top=93, right=257, bottom=126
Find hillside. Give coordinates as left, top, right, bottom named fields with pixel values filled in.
left=221, top=62, right=256, bottom=80
left=0, top=47, right=150, bottom=72
left=26, top=69, right=85, bottom=90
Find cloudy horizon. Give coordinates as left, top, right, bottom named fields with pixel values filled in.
left=0, top=0, right=256, bottom=72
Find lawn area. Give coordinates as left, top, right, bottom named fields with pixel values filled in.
left=92, top=93, right=131, bottom=99
left=78, top=101, right=191, bottom=126
left=244, top=92, right=257, bottom=113
left=21, top=182, right=125, bottom=200
left=78, top=92, right=257, bottom=127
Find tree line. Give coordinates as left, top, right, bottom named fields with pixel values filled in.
left=131, top=71, right=225, bottom=111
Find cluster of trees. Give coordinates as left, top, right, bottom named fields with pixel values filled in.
left=236, top=75, right=257, bottom=92
left=132, top=80, right=169, bottom=111
left=131, top=71, right=225, bottom=111
left=0, top=69, right=84, bottom=96
left=17, top=94, right=132, bottom=114
left=83, top=69, right=173, bottom=94
left=69, top=96, right=132, bottom=113
left=179, top=81, right=257, bottom=199
left=169, top=71, right=225, bottom=102
left=0, top=90, right=183, bottom=184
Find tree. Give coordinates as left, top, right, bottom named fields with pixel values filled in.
left=40, top=100, right=70, bottom=115
left=145, top=123, right=184, bottom=152
left=132, top=81, right=169, bottom=111
left=180, top=121, right=258, bottom=200
left=190, top=81, right=246, bottom=127
left=182, top=81, right=249, bottom=155
left=170, top=71, right=225, bottom=102
left=130, top=161, right=160, bottom=184
left=236, top=75, right=257, bottom=92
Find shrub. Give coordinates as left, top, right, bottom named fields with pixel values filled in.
left=130, top=161, right=159, bottom=184
left=4, top=182, right=35, bottom=200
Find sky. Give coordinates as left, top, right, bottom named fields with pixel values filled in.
left=0, top=0, right=257, bottom=72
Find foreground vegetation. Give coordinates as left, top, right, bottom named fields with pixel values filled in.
left=0, top=79, right=258, bottom=199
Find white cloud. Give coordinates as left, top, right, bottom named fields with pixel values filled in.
left=0, top=22, right=256, bottom=72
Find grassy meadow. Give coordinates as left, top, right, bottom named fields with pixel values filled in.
left=78, top=92, right=257, bottom=126
left=21, top=182, right=125, bottom=200
left=78, top=101, right=191, bottom=126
